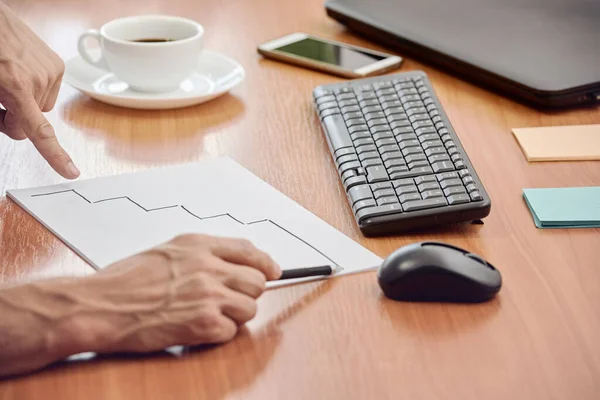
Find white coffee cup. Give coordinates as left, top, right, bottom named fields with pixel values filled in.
left=77, top=15, right=204, bottom=93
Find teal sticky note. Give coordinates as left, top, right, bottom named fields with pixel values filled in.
left=523, top=187, right=600, bottom=228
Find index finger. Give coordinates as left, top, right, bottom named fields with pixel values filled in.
left=15, top=95, right=80, bottom=179
left=210, top=238, right=282, bottom=281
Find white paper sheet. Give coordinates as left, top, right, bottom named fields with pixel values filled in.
left=7, top=158, right=381, bottom=286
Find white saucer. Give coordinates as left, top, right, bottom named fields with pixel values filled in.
left=64, top=49, right=245, bottom=110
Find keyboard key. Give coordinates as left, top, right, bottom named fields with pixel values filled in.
left=323, top=115, right=353, bottom=151
left=376, top=88, right=396, bottom=96
left=358, top=151, right=380, bottom=162
left=381, top=100, right=403, bottom=110
left=376, top=138, right=397, bottom=147
left=341, top=105, right=361, bottom=114
left=356, top=144, right=377, bottom=154
left=372, top=132, right=393, bottom=141
left=395, top=185, right=418, bottom=196
left=470, top=191, right=483, bottom=201
left=443, top=187, right=466, bottom=196
left=402, top=147, right=424, bottom=157
left=408, top=160, right=430, bottom=169
left=466, top=183, right=477, bottom=193
left=451, top=153, right=462, bottom=162
left=344, top=176, right=367, bottom=190
left=447, top=194, right=470, bottom=205
left=417, top=182, right=440, bottom=192
left=341, top=169, right=356, bottom=182
left=334, top=147, right=355, bottom=159
left=435, top=121, right=445, bottom=130
left=363, top=105, right=384, bottom=114
left=458, top=169, right=470, bottom=178
left=348, top=185, right=373, bottom=203
left=346, top=118, right=367, bottom=127
left=422, top=189, right=444, bottom=199
left=455, top=160, right=466, bottom=169
left=440, top=179, right=463, bottom=189
left=399, top=140, right=420, bottom=150
left=371, top=182, right=393, bottom=191
left=343, top=111, right=363, bottom=121
left=337, top=93, right=355, bottom=101
left=362, top=158, right=384, bottom=168
left=390, top=119, right=411, bottom=129
left=406, top=106, right=428, bottom=115
left=386, top=111, right=408, bottom=120
left=318, top=101, right=338, bottom=111
left=392, top=178, right=414, bottom=188
left=399, top=193, right=421, bottom=203
left=316, top=95, right=336, bottom=105
left=354, top=138, right=376, bottom=148
left=422, top=140, right=444, bottom=150
left=415, top=126, right=436, bottom=135
left=428, top=154, right=451, bottom=163
left=353, top=199, right=377, bottom=213
left=388, top=166, right=409, bottom=175
left=380, top=95, right=400, bottom=103
left=436, top=171, right=459, bottom=181
left=432, top=115, right=443, bottom=124
left=396, top=133, right=418, bottom=142
left=403, top=197, right=448, bottom=211
left=348, top=124, right=369, bottom=134
left=377, top=197, right=399, bottom=206
left=356, top=203, right=403, bottom=222
left=400, top=94, right=421, bottom=103
left=391, top=166, right=433, bottom=179
left=463, top=176, right=475, bottom=185
left=336, top=154, right=359, bottom=166
left=367, top=118, right=388, bottom=128
left=418, top=133, right=440, bottom=143
left=357, top=92, right=377, bottom=101
left=405, top=154, right=427, bottom=164
left=448, top=146, right=459, bottom=156
left=339, top=160, right=361, bottom=173
left=371, top=126, right=392, bottom=135
left=374, top=189, right=396, bottom=199
left=338, top=99, right=358, bottom=108
left=431, top=161, right=455, bottom=173
left=385, top=159, right=407, bottom=169
left=440, top=134, right=452, bottom=143
left=359, top=99, right=379, bottom=108
left=425, top=147, right=446, bottom=156
left=320, top=108, right=341, bottom=119
left=381, top=151, right=403, bottom=162
left=351, top=131, right=371, bottom=141
left=408, top=114, right=430, bottom=123
left=392, top=127, right=414, bottom=136
left=379, top=144, right=401, bottom=154
left=415, top=175, right=436, bottom=185
left=366, top=165, right=389, bottom=183
left=412, top=121, right=434, bottom=130
left=365, top=112, right=386, bottom=121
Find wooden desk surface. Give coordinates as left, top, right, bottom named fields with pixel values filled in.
left=1, top=0, right=599, bottom=398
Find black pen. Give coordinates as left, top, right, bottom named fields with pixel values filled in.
left=278, top=265, right=342, bottom=280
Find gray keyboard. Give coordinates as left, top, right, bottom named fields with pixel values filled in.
left=313, top=71, right=491, bottom=235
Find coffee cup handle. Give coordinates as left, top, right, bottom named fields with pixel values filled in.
left=77, top=30, right=109, bottom=70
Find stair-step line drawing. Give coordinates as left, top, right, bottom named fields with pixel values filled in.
left=31, top=189, right=339, bottom=266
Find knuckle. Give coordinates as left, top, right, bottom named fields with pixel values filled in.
left=34, top=121, right=56, bottom=141
left=173, top=233, right=209, bottom=246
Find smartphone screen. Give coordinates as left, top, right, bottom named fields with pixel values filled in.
left=273, top=37, right=386, bottom=70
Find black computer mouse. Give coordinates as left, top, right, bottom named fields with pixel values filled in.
left=377, top=242, right=502, bottom=303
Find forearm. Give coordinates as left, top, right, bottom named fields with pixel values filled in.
left=0, top=254, right=172, bottom=377
left=0, top=278, right=93, bottom=377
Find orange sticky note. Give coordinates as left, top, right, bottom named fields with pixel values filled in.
left=512, top=124, right=600, bottom=162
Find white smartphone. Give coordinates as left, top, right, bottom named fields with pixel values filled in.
left=257, top=32, right=403, bottom=78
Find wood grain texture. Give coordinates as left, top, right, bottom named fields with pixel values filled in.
left=1, top=0, right=600, bottom=398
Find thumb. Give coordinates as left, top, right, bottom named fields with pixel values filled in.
left=16, top=95, right=80, bottom=179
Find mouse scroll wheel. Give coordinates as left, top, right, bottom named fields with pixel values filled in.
left=466, top=253, right=494, bottom=269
